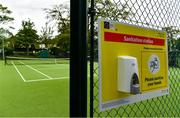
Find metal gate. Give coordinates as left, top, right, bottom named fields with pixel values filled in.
left=89, top=0, right=180, bottom=117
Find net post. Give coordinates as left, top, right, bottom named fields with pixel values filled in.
left=70, top=0, right=88, bottom=117
left=4, top=55, right=7, bottom=65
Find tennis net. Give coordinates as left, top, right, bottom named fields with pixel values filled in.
left=5, top=56, right=69, bottom=65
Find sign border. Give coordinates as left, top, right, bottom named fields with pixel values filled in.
left=98, top=19, right=169, bottom=111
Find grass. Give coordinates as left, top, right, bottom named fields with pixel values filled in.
left=0, top=60, right=69, bottom=117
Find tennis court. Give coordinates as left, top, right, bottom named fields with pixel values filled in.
left=0, top=58, right=69, bottom=117
left=6, top=57, right=69, bottom=82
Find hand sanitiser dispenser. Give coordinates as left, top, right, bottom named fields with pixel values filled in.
left=118, top=56, right=140, bottom=94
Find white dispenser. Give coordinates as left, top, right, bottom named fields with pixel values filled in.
left=117, top=56, right=140, bottom=94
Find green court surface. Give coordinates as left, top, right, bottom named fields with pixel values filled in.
left=0, top=60, right=69, bottom=117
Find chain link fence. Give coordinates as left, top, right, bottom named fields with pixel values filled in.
left=92, top=0, right=180, bottom=117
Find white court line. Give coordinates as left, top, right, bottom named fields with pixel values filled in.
left=25, top=77, right=69, bottom=83
left=12, top=62, right=26, bottom=82
left=19, top=61, right=53, bottom=79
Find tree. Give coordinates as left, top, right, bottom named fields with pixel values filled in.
left=54, top=33, right=70, bottom=52
left=0, top=4, right=14, bottom=24
left=0, top=4, right=14, bottom=56
left=49, top=33, right=70, bottom=57
left=176, top=39, right=180, bottom=51
left=44, top=4, right=70, bottom=57
left=163, top=26, right=180, bottom=67
left=44, top=4, right=70, bottom=34
left=44, top=0, right=133, bottom=57
left=94, top=0, right=133, bottom=21
left=44, top=1, right=133, bottom=33
left=40, top=22, right=54, bottom=48
left=15, top=19, right=39, bottom=55
left=162, top=26, right=180, bottom=51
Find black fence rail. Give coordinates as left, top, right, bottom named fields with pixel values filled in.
left=90, top=0, right=180, bottom=117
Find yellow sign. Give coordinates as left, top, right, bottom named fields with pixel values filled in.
left=98, top=19, right=168, bottom=111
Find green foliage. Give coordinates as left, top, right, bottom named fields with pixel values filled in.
left=39, top=22, right=54, bottom=48
left=44, top=4, right=70, bottom=34
left=0, top=4, right=14, bottom=50
left=14, top=19, right=39, bottom=54
left=94, top=0, right=133, bottom=21
left=4, top=47, right=14, bottom=56
left=0, top=28, right=13, bottom=56
left=44, top=0, right=133, bottom=31
left=0, top=28, right=13, bottom=38
left=0, top=4, right=14, bottom=24
left=163, top=26, right=180, bottom=67
left=163, top=26, right=180, bottom=51
left=176, top=39, right=180, bottom=50
left=43, top=0, right=133, bottom=58
left=54, top=33, right=70, bottom=53
left=15, top=19, right=39, bottom=47
left=0, top=28, right=5, bottom=40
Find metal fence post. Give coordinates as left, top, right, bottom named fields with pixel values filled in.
left=70, top=0, right=88, bottom=117
left=89, top=0, right=95, bottom=117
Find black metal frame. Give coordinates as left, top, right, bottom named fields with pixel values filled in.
left=70, top=0, right=88, bottom=117
left=89, top=0, right=95, bottom=117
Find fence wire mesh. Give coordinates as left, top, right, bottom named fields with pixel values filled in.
left=92, top=0, right=180, bottom=117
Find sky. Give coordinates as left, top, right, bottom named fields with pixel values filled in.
left=1, top=0, right=69, bottom=35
